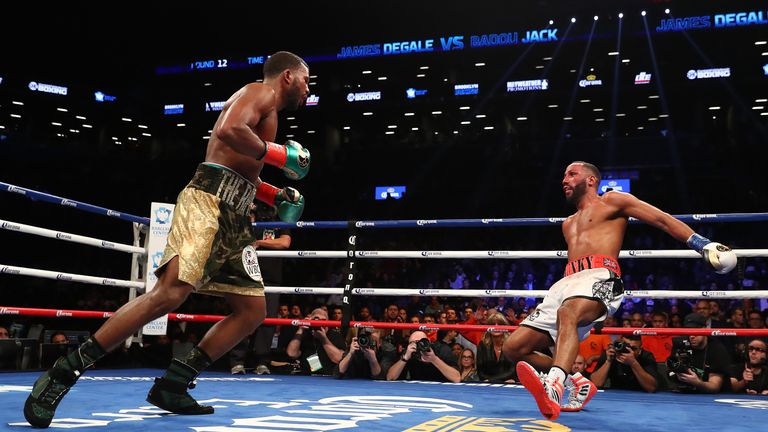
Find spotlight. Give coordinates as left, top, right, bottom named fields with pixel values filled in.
left=594, top=15, right=598, bottom=21
left=665, top=8, right=670, bottom=14
left=641, top=10, right=647, bottom=16
left=549, top=19, right=554, bottom=25
left=618, top=13, right=624, bottom=19
left=571, top=17, right=576, bottom=23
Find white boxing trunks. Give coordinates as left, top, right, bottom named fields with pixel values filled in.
left=521, top=254, right=624, bottom=343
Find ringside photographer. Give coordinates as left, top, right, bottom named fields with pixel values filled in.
left=590, top=335, right=659, bottom=393
left=336, top=329, right=396, bottom=379
left=386, top=331, right=460, bottom=383
left=286, top=308, right=346, bottom=375
left=667, top=313, right=732, bottom=393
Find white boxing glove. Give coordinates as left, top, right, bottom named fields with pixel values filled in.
left=687, top=233, right=737, bottom=274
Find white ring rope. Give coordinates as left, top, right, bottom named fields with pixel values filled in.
left=0, top=264, right=143, bottom=289
left=255, top=249, right=768, bottom=259
left=262, top=286, right=768, bottom=299
left=0, top=219, right=145, bottom=254
left=1, top=266, right=765, bottom=300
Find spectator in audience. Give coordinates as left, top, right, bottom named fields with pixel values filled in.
left=451, top=343, right=463, bottom=360
left=709, top=301, right=724, bottom=322
left=424, top=297, right=443, bottom=317
left=290, top=304, right=303, bottom=318
left=459, top=349, right=480, bottom=382
left=50, top=332, right=69, bottom=345
left=571, top=354, right=589, bottom=378
left=445, top=308, right=458, bottom=324
left=0, top=326, right=9, bottom=339
left=398, top=308, right=408, bottom=323
left=747, top=311, right=765, bottom=329
left=729, top=307, right=745, bottom=328
left=386, top=331, right=460, bottom=383
left=476, top=313, right=516, bottom=383
left=642, top=312, right=673, bottom=362
left=670, top=313, right=683, bottom=328
left=357, top=306, right=373, bottom=322
left=286, top=308, right=346, bottom=375
left=693, top=300, right=727, bottom=328
left=422, top=315, right=438, bottom=342
left=278, top=304, right=290, bottom=318
left=578, top=332, right=612, bottom=375
left=731, top=338, right=768, bottom=394
left=667, top=313, right=732, bottom=393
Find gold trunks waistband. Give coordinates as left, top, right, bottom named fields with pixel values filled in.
left=189, top=163, right=256, bottom=215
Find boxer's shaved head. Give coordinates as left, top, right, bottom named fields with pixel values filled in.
left=570, top=161, right=601, bottom=184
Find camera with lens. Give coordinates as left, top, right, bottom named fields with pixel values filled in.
left=666, top=337, right=693, bottom=375
left=412, top=338, right=432, bottom=360
left=612, top=340, right=631, bottom=354
left=309, top=316, right=321, bottom=332
left=357, top=330, right=376, bottom=350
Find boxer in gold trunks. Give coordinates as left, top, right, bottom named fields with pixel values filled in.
left=503, top=161, right=737, bottom=420
left=25, top=51, right=311, bottom=427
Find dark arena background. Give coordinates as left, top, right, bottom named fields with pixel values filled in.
left=0, top=1, right=767, bottom=431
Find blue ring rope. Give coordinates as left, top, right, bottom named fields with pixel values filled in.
left=1, top=182, right=150, bottom=225
left=3, top=182, right=766, bottom=229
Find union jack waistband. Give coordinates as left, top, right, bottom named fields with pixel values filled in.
left=563, top=254, right=621, bottom=278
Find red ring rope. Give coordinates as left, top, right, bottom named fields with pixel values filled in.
left=2, top=306, right=767, bottom=337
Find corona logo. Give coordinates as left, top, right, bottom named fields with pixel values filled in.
left=7, top=186, right=27, bottom=195
left=711, top=330, right=736, bottom=336
left=692, top=214, right=717, bottom=221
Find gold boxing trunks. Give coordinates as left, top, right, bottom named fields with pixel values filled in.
left=155, top=162, right=264, bottom=296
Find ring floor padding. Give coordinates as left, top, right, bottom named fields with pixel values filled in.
left=1, top=369, right=766, bottom=431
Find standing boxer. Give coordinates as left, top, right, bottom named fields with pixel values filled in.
left=25, top=51, right=311, bottom=428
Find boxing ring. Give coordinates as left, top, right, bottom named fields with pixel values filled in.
left=2, top=181, right=768, bottom=431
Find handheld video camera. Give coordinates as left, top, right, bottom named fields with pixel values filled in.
left=666, top=336, right=693, bottom=375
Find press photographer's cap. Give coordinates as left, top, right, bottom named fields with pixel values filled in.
left=684, top=312, right=707, bottom=328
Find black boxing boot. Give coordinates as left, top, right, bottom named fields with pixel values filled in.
left=24, top=338, right=106, bottom=428
left=146, top=346, right=214, bottom=415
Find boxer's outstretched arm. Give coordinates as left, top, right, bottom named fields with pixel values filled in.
left=605, top=191, right=694, bottom=242
left=606, top=191, right=736, bottom=273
